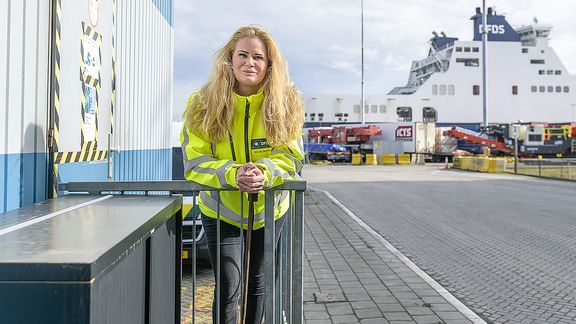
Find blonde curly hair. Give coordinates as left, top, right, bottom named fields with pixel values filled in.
left=184, top=25, right=304, bottom=147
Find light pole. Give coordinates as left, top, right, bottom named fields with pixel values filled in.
left=481, top=0, right=488, bottom=127
left=513, top=124, right=519, bottom=174
left=360, top=0, right=365, bottom=124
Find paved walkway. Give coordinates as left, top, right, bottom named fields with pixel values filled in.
left=302, top=189, right=480, bottom=324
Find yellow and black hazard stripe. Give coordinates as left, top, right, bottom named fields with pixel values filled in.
left=79, top=22, right=102, bottom=151
left=53, top=150, right=108, bottom=165
left=111, top=0, right=116, bottom=135
left=50, top=0, right=62, bottom=198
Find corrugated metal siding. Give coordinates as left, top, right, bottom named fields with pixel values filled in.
left=1, top=0, right=173, bottom=213
left=114, top=0, right=173, bottom=181
left=0, top=0, right=51, bottom=213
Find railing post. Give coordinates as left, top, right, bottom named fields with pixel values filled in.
left=175, top=204, right=183, bottom=324
left=292, top=190, right=305, bottom=324
left=284, top=192, right=293, bottom=324
left=265, top=190, right=276, bottom=323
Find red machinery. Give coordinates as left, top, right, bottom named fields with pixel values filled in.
left=444, top=128, right=513, bottom=154
left=308, top=125, right=382, bottom=145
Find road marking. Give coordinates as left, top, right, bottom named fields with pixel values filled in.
left=314, top=187, right=487, bottom=324
left=0, top=195, right=113, bottom=237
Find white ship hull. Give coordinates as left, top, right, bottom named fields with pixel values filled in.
left=304, top=8, right=576, bottom=127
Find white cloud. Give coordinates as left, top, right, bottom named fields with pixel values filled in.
left=174, top=0, right=576, bottom=119
left=324, top=60, right=360, bottom=75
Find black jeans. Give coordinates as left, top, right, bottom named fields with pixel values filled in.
left=201, top=213, right=284, bottom=324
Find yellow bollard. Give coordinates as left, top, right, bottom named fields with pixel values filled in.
left=397, top=154, right=411, bottom=165
left=380, top=153, right=396, bottom=165
left=365, top=154, right=378, bottom=165
left=351, top=154, right=362, bottom=165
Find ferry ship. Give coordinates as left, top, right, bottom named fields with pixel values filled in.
left=304, top=7, right=576, bottom=127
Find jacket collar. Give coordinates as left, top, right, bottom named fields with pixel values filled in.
left=233, top=90, right=265, bottom=110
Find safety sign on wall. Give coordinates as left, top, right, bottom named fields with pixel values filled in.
left=80, top=21, right=102, bottom=149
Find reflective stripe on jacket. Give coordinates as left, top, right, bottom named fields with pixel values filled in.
left=180, top=91, right=304, bottom=230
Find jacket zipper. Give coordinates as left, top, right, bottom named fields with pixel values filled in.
left=229, top=134, right=236, bottom=161
left=244, top=100, right=251, bottom=163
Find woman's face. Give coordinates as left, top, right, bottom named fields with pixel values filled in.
left=231, top=37, right=268, bottom=96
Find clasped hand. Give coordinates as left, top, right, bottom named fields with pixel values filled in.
left=236, top=162, right=265, bottom=193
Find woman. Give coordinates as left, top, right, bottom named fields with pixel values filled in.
left=180, top=25, right=304, bottom=323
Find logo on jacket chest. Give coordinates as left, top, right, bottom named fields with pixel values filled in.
left=251, top=138, right=270, bottom=149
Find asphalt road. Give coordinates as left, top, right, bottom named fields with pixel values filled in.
left=303, top=165, right=576, bottom=323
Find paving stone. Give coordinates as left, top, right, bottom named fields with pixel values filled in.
left=351, top=300, right=378, bottom=310
left=315, top=291, right=347, bottom=303
left=326, top=303, right=353, bottom=315
left=361, top=318, right=390, bottom=324
left=305, top=320, right=333, bottom=324
left=384, top=311, right=413, bottom=321
left=304, top=302, right=327, bottom=311
left=405, top=306, right=435, bottom=316
left=412, top=315, right=443, bottom=324
left=305, top=310, right=331, bottom=320
left=355, top=307, right=384, bottom=319
left=331, top=314, right=360, bottom=324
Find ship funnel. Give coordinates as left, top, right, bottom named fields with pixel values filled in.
left=440, top=31, right=446, bottom=37
left=475, top=7, right=481, bottom=14
left=488, top=7, right=493, bottom=15
left=432, top=31, right=438, bottom=37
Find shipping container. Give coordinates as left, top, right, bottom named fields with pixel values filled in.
left=1, top=0, right=174, bottom=213
left=372, top=122, right=436, bottom=154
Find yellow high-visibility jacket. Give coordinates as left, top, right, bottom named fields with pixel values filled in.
left=180, top=91, right=303, bottom=230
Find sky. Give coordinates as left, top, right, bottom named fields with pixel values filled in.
left=172, top=0, right=576, bottom=120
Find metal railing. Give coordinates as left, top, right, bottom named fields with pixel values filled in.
left=60, top=178, right=307, bottom=324
left=503, top=158, right=576, bottom=180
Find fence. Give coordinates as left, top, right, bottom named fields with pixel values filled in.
left=502, top=158, right=576, bottom=181
left=61, top=178, right=307, bottom=324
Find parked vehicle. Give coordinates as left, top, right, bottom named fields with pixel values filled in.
left=172, top=145, right=209, bottom=263
left=304, top=143, right=351, bottom=162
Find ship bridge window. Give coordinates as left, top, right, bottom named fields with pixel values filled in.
left=512, top=86, right=518, bottom=95
left=473, top=85, right=480, bottom=95
left=455, top=47, right=462, bottom=52
left=522, top=48, right=528, bottom=53
left=379, top=105, right=386, bottom=113
left=531, top=59, right=545, bottom=64
left=432, top=85, right=438, bottom=95
left=371, top=105, right=378, bottom=113
left=539, top=86, right=545, bottom=92
left=531, top=86, right=537, bottom=93
left=422, top=107, right=437, bottom=122
left=547, top=86, right=554, bottom=93
left=365, top=105, right=369, bottom=113
left=555, top=70, right=562, bottom=75
left=556, top=86, right=562, bottom=93
left=448, top=85, right=455, bottom=95
left=464, top=47, right=471, bottom=52
left=538, top=70, right=545, bottom=75
left=439, top=85, right=446, bottom=95
left=472, top=47, right=479, bottom=52
left=564, top=86, right=570, bottom=93
left=353, top=104, right=361, bottom=113
left=397, top=107, right=412, bottom=122
left=456, top=58, right=479, bottom=67
left=546, top=70, right=553, bottom=75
